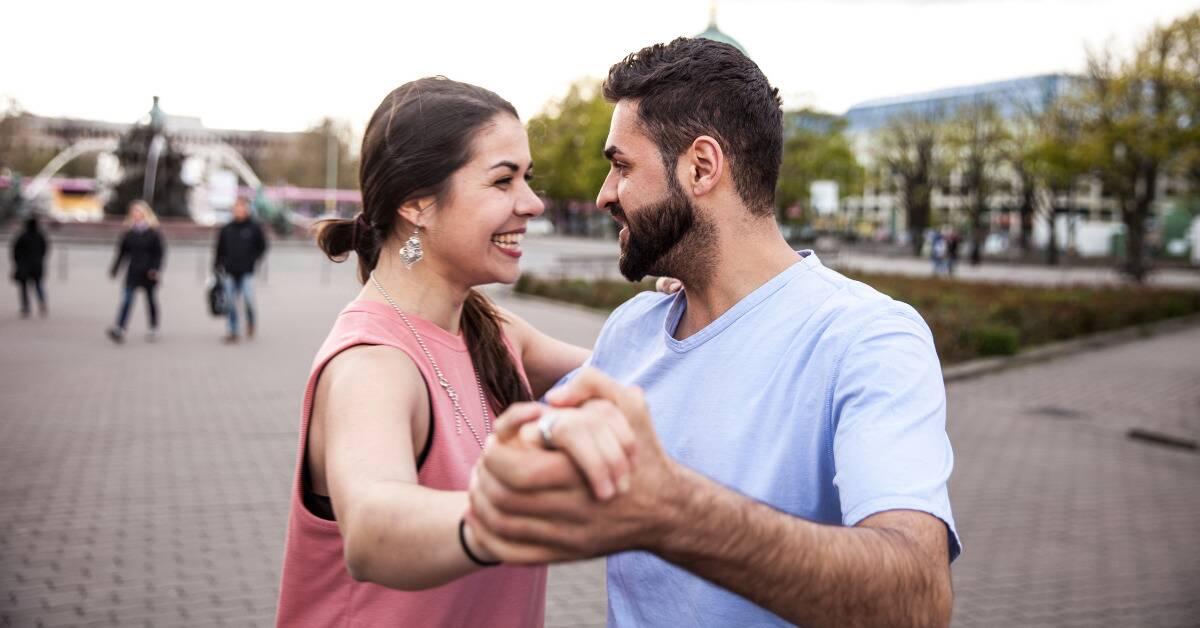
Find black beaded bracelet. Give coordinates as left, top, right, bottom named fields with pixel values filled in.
left=458, top=518, right=501, bottom=567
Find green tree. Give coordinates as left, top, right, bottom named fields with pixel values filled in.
left=1077, top=14, right=1196, bottom=281
left=775, top=109, right=862, bottom=222
left=876, top=111, right=942, bottom=257
left=1168, top=12, right=1200, bottom=195
left=526, top=80, right=613, bottom=209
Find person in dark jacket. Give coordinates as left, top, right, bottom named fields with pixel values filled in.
left=945, top=227, right=961, bottom=276
left=10, top=216, right=49, bottom=317
left=107, top=200, right=165, bottom=343
left=213, top=197, right=267, bottom=342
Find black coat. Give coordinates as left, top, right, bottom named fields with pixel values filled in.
left=11, top=229, right=49, bottom=281
left=214, top=219, right=267, bottom=276
left=110, top=228, right=165, bottom=287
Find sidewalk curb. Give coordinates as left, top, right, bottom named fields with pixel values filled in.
left=942, top=313, right=1200, bottom=383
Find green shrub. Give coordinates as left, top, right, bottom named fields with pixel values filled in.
left=514, top=272, right=1200, bottom=364
left=971, top=325, right=1020, bottom=356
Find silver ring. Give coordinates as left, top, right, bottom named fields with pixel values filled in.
left=537, top=412, right=561, bottom=450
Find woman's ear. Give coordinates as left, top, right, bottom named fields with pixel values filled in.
left=396, top=197, right=436, bottom=230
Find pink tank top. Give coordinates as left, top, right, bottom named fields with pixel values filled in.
left=276, top=299, right=547, bottom=627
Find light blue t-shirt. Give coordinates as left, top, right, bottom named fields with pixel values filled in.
left=583, top=252, right=960, bottom=627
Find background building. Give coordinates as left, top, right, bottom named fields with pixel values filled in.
left=839, top=75, right=1194, bottom=257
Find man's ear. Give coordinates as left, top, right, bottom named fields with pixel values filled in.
left=685, top=136, right=725, bottom=198
left=396, top=196, right=436, bottom=230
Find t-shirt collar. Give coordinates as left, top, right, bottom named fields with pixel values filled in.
left=663, top=251, right=819, bottom=353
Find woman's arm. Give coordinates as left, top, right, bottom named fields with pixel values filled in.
left=109, top=234, right=128, bottom=278
left=151, top=231, right=165, bottom=272
left=499, top=308, right=590, bottom=399
left=316, top=345, right=492, bottom=590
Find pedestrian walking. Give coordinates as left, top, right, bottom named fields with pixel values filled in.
left=107, top=200, right=165, bottom=343
left=931, top=228, right=948, bottom=276
left=213, top=197, right=268, bottom=342
left=946, top=226, right=961, bottom=276
left=10, top=216, right=49, bottom=317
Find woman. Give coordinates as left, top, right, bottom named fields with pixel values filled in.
left=107, top=200, right=165, bottom=343
left=276, top=77, right=637, bottom=626
left=10, top=215, right=49, bottom=317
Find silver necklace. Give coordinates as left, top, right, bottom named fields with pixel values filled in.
left=370, top=272, right=492, bottom=450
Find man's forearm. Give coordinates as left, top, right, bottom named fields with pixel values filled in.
left=650, top=466, right=951, bottom=628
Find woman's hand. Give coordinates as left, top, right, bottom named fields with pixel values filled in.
left=655, top=277, right=683, bottom=294
left=488, top=401, right=637, bottom=502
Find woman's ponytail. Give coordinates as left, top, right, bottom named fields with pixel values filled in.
left=315, top=215, right=382, bottom=283
left=461, top=289, right=533, bottom=411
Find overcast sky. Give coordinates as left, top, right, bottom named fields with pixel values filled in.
left=3, top=0, right=1196, bottom=135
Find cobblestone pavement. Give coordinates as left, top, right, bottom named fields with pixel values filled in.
left=1, top=241, right=1197, bottom=627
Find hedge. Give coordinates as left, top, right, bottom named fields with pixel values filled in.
left=513, top=273, right=1200, bottom=364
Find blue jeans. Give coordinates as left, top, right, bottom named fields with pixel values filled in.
left=116, top=284, right=158, bottom=330
left=222, top=273, right=256, bottom=335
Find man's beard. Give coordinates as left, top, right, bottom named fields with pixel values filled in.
left=611, top=180, right=713, bottom=283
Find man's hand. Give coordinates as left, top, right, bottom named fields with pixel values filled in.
left=467, top=368, right=682, bottom=564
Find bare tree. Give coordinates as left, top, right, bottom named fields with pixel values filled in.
left=1021, top=95, right=1088, bottom=266
left=256, top=117, right=357, bottom=189
left=1004, top=119, right=1039, bottom=256
left=876, top=111, right=942, bottom=257
left=947, top=101, right=1007, bottom=264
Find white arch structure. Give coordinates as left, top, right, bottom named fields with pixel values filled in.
left=21, top=137, right=264, bottom=205
left=22, top=138, right=119, bottom=199
left=187, top=142, right=262, bottom=189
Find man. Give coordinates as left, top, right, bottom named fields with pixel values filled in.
left=467, top=37, right=960, bottom=627
left=213, top=198, right=267, bottom=342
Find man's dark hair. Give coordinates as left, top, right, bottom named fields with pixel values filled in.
left=603, top=37, right=783, bottom=215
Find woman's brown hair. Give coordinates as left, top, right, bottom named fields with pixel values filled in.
left=315, top=77, right=532, bottom=411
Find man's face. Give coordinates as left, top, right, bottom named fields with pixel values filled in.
left=232, top=201, right=249, bottom=221
left=597, top=100, right=710, bottom=282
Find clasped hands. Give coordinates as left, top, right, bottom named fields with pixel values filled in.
left=465, top=367, right=679, bottom=564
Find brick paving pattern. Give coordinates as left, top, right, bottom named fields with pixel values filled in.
left=1, top=239, right=1197, bottom=627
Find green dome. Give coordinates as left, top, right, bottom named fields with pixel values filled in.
left=695, top=8, right=746, bottom=55
left=696, top=25, right=746, bottom=54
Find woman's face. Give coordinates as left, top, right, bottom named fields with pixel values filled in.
left=129, top=207, right=146, bottom=224
left=420, top=114, right=544, bottom=286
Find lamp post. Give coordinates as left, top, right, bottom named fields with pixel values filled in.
left=325, top=122, right=338, bottom=216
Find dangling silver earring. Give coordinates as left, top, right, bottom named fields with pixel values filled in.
left=399, top=224, right=423, bottom=269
